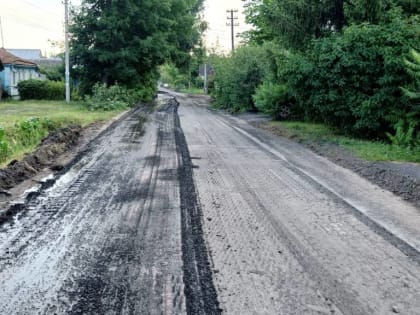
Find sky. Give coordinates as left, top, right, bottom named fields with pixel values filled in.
left=202, top=0, right=251, bottom=53
left=0, top=0, right=250, bottom=57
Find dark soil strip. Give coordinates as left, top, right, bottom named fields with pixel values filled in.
left=173, top=98, right=221, bottom=315
left=0, top=125, right=82, bottom=191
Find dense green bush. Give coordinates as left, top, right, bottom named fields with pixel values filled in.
left=84, top=83, right=154, bottom=111
left=253, top=82, right=293, bottom=119
left=46, top=81, right=65, bottom=100
left=281, top=14, right=419, bottom=138
left=18, top=79, right=47, bottom=100
left=211, top=46, right=269, bottom=112
left=17, top=79, right=65, bottom=100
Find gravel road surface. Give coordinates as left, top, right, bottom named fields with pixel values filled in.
left=0, top=92, right=419, bottom=315
left=0, top=97, right=218, bottom=314
left=175, top=93, right=420, bottom=314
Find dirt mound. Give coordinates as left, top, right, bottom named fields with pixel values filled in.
left=0, top=125, right=81, bottom=191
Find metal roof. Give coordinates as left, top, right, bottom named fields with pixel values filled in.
left=7, top=49, right=43, bottom=60
left=0, top=48, right=37, bottom=67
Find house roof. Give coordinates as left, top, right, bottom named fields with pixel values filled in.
left=0, top=48, right=37, bottom=67
left=7, top=49, right=43, bottom=60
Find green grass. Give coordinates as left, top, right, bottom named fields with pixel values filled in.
left=179, top=87, right=205, bottom=95
left=267, top=121, right=420, bottom=163
left=0, top=100, right=126, bottom=166
left=0, top=100, right=124, bottom=128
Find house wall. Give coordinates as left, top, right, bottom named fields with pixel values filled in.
left=0, top=65, right=42, bottom=97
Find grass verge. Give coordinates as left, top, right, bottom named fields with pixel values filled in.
left=179, top=87, right=205, bottom=95
left=0, top=100, right=126, bottom=167
left=265, top=121, right=420, bottom=163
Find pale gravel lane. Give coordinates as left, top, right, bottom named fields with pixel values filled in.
left=178, top=94, right=420, bottom=315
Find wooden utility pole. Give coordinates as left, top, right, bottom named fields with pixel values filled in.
left=64, top=0, right=70, bottom=103
left=226, top=9, right=239, bottom=52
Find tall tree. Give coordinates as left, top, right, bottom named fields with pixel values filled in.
left=243, top=0, right=419, bottom=49
left=70, top=0, right=203, bottom=93
left=243, top=0, right=347, bottom=49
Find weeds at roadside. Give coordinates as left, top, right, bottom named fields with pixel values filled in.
left=267, top=121, right=420, bottom=163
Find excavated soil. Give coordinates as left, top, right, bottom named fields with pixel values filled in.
left=0, top=126, right=82, bottom=191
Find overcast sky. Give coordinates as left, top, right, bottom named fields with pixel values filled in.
left=0, top=0, right=250, bottom=56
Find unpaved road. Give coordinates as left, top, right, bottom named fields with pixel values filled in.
left=1, top=92, right=420, bottom=314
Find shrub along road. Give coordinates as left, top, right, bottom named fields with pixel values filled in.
left=0, top=92, right=419, bottom=314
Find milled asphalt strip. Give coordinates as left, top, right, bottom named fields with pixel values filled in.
left=213, top=116, right=420, bottom=262
left=173, top=98, right=221, bottom=315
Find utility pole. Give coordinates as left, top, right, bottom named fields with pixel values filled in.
left=0, top=17, right=5, bottom=48
left=64, top=0, right=70, bottom=103
left=226, top=9, right=239, bottom=52
left=204, top=63, right=208, bottom=94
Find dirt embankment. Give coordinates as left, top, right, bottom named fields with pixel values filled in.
left=0, top=126, right=82, bottom=192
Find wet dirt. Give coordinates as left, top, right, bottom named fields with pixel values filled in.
left=0, top=125, right=81, bottom=191
left=0, top=98, right=220, bottom=314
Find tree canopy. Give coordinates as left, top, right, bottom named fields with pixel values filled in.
left=243, top=0, right=419, bottom=49
left=70, top=0, right=204, bottom=93
left=212, top=0, right=419, bottom=143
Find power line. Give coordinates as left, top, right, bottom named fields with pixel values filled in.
left=19, top=0, right=61, bottom=17
left=0, top=13, right=62, bottom=34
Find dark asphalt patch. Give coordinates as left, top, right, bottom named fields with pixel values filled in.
left=173, top=98, right=222, bottom=315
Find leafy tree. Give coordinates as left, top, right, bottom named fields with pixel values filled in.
left=160, top=20, right=208, bottom=90
left=345, top=0, right=419, bottom=24
left=211, top=45, right=269, bottom=112
left=159, top=63, right=189, bottom=89
left=280, top=14, right=419, bottom=137
left=243, top=0, right=347, bottom=49
left=70, top=0, right=203, bottom=94
left=243, top=0, right=419, bottom=48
